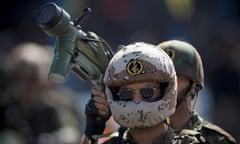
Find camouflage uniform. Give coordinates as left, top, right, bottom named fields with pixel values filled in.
left=101, top=126, right=203, bottom=144
left=179, top=112, right=236, bottom=144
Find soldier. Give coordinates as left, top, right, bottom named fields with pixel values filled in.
left=82, top=42, right=203, bottom=144
left=157, top=40, right=236, bottom=144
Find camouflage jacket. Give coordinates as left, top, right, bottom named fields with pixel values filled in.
left=102, top=127, right=203, bottom=144
left=178, top=112, right=236, bottom=144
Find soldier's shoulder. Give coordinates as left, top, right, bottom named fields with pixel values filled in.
left=201, top=121, right=236, bottom=144
left=173, top=129, right=207, bottom=144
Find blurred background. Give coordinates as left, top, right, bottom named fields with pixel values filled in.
left=0, top=0, right=239, bottom=143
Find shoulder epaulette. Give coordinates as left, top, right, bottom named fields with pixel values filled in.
left=202, top=121, right=236, bottom=143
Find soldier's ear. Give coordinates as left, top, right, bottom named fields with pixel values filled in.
left=188, top=83, right=198, bottom=99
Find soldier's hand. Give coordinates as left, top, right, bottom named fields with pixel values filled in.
left=84, top=87, right=111, bottom=143
left=91, top=88, right=110, bottom=116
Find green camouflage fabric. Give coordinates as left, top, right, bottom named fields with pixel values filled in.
left=177, top=112, right=236, bottom=144
left=102, top=127, right=203, bottom=144
left=157, top=40, right=204, bottom=90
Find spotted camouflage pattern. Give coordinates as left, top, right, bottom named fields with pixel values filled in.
left=104, top=42, right=176, bottom=86
left=102, top=127, right=203, bottom=144
left=183, top=112, right=236, bottom=144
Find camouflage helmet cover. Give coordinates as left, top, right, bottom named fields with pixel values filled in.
left=104, top=42, right=176, bottom=86
left=157, top=40, right=204, bottom=90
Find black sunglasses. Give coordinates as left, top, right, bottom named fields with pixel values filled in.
left=117, top=86, right=160, bottom=101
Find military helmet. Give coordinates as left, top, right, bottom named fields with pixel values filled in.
left=103, top=42, right=177, bottom=128
left=104, top=42, right=176, bottom=86
left=157, top=40, right=204, bottom=90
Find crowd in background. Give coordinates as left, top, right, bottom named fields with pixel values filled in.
left=0, top=0, right=239, bottom=143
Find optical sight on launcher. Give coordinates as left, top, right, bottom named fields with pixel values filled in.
left=36, top=2, right=113, bottom=87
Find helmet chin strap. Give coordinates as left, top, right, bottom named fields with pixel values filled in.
left=192, top=90, right=198, bottom=110
left=167, top=83, right=198, bottom=127
left=176, top=82, right=198, bottom=109
left=190, top=83, right=201, bottom=111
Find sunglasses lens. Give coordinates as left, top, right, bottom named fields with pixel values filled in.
left=140, top=87, right=154, bottom=99
left=118, top=89, right=133, bottom=101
